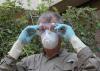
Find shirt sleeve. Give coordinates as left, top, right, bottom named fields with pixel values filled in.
left=77, top=47, right=100, bottom=71
left=0, top=55, right=28, bottom=71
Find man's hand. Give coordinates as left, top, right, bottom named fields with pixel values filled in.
left=18, top=25, right=39, bottom=44
left=54, top=23, right=87, bottom=53
left=8, top=25, right=39, bottom=59
left=54, top=23, right=76, bottom=40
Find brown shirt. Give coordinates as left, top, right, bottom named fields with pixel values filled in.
left=0, top=47, right=100, bottom=71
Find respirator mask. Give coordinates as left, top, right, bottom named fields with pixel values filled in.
left=38, top=23, right=60, bottom=49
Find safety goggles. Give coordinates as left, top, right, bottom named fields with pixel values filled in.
left=37, top=23, right=65, bottom=36
left=38, top=23, right=55, bottom=32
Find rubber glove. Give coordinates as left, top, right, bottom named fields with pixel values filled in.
left=54, top=23, right=75, bottom=40
left=54, top=23, right=87, bottom=53
left=18, top=25, right=39, bottom=44
left=8, top=25, right=39, bottom=59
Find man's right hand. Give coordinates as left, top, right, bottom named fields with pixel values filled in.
left=18, top=25, right=39, bottom=44
left=8, top=25, right=39, bottom=59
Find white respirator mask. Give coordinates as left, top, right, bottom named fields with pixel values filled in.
left=41, top=30, right=59, bottom=49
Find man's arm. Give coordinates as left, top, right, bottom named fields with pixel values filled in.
left=55, top=24, right=100, bottom=71
left=0, top=25, right=39, bottom=71
left=0, top=55, right=16, bottom=71
left=0, top=54, right=31, bottom=71
left=77, top=47, right=100, bottom=71
left=0, top=40, right=24, bottom=71
left=70, top=36, right=100, bottom=71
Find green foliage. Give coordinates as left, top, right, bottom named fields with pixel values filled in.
left=0, top=1, right=27, bottom=58
left=36, top=3, right=48, bottom=14
left=0, top=0, right=42, bottom=59
left=62, top=6, right=99, bottom=51
left=96, top=22, right=100, bottom=29
left=36, top=0, right=54, bottom=14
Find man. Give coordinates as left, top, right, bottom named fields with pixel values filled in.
left=0, top=11, right=100, bottom=71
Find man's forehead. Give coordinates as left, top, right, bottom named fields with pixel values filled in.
left=39, top=18, right=48, bottom=23
left=39, top=18, right=57, bottom=24
left=39, top=16, right=58, bottom=23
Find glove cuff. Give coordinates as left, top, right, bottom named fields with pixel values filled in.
left=70, top=36, right=87, bottom=53
left=8, top=40, right=24, bottom=59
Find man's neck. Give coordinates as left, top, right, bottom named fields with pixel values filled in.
left=43, top=47, right=61, bottom=59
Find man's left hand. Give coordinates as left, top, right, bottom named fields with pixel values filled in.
left=54, top=23, right=76, bottom=40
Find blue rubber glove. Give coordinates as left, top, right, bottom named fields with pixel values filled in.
left=18, top=25, right=39, bottom=44
left=54, top=23, right=75, bottom=40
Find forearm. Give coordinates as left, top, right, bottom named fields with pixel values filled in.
left=0, top=40, right=24, bottom=71
left=8, top=40, right=24, bottom=59
left=69, top=35, right=87, bottom=53
left=77, top=47, right=100, bottom=70
left=70, top=36, right=100, bottom=70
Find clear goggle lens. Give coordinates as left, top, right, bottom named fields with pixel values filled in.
left=37, top=23, right=65, bottom=36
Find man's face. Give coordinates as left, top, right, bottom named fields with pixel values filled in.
left=37, top=17, right=61, bottom=49
left=37, top=13, right=62, bottom=58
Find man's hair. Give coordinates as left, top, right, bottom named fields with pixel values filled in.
left=37, top=11, right=63, bottom=24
